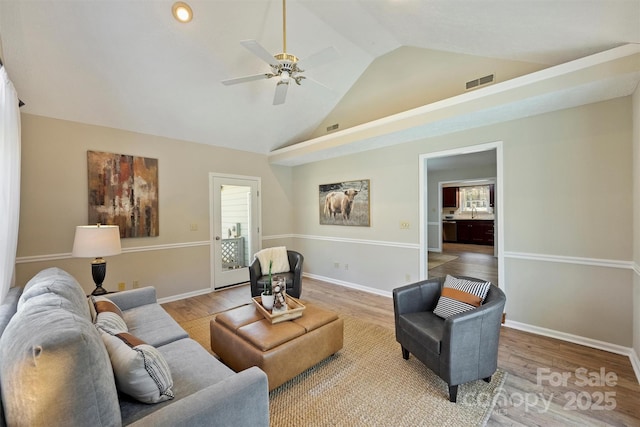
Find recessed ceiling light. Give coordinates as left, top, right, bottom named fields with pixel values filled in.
left=172, top=2, right=193, bottom=23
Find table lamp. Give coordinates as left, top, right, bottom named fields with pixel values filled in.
left=72, top=224, right=121, bottom=295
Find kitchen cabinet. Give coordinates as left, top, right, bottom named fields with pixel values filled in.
left=489, top=184, right=495, bottom=208
left=442, top=187, right=458, bottom=208
left=456, top=220, right=494, bottom=245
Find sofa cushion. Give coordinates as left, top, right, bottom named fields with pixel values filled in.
left=17, top=267, right=90, bottom=319
left=93, top=296, right=128, bottom=333
left=0, top=287, right=23, bottom=427
left=0, top=302, right=121, bottom=426
left=122, top=303, right=188, bottom=347
left=255, top=246, right=289, bottom=275
left=101, top=331, right=174, bottom=404
left=433, top=275, right=491, bottom=319
left=118, top=338, right=236, bottom=424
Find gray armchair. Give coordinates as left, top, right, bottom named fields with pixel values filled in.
left=393, top=276, right=506, bottom=402
left=249, top=250, right=304, bottom=299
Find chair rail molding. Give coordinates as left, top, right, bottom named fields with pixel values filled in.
left=504, top=251, right=634, bottom=270
left=15, top=241, right=210, bottom=264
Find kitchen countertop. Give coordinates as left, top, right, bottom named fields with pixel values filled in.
left=442, top=216, right=494, bottom=221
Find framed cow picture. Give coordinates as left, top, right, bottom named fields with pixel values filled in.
left=319, top=179, right=370, bottom=226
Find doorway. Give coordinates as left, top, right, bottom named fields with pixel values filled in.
left=209, top=174, right=261, bottom=289
left=419, top=142, right=505, bottom=292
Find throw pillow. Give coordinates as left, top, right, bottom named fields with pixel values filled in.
left=433, top=275, right=491, bottom=319
left=92, top=296, right=128, bottom=333
left=100, top=331, right=174, bottom=404
left=255, top=246, right=290, bottom=276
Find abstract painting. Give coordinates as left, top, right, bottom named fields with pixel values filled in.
left=87, top=151, right=159, bottom=238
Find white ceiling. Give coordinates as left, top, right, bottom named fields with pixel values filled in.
left=0, top=0, right=639, bottom=160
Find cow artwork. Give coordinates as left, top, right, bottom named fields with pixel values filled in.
left=324, top=188, right=359, bottom=220
left=319, top=180, right=370, bottom=226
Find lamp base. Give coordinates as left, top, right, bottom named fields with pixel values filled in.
left=91, top=285, right=108, bottom=296
left=91, top=258, right=108, bottom=296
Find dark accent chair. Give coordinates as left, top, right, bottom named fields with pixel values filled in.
left=393, top=276, right=506, bottom=402
left=249, top=250, right=304, bottom=299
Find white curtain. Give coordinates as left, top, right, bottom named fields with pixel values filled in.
left=0, top=64, right=21, bottom=304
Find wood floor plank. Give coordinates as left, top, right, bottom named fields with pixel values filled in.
left=162, top=243, right=640, bottom=425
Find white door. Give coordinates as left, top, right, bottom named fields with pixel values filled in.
left=210, top=174, right=261, bottom=289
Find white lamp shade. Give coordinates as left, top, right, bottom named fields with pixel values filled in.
left=72, top=225, right=122, bottom=258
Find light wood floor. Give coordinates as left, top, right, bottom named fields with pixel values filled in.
left=162, top=244, right=640, bottom=426
left=429, top=242, right=499, bottom=285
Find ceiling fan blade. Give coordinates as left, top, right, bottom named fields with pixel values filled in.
left=240, top=40, right=278, bottom=66
left=296, top=46, right=339, bottom=70
left=221, top=73, right=271, bottom=86
left=273, top=81, right=289, bottom=105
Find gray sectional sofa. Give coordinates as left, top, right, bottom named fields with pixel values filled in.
left=0, top=267, right=269, bottom=426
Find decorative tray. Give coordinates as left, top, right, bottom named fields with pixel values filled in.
left=252, top=295, right=306, bottom=324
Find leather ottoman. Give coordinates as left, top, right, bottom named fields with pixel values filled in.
left=210, top=302, right=343, bottom=390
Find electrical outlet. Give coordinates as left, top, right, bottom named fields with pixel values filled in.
left=344, top=264, right=349, bottom=270
left=132, top=280, right=139, bottom=289
left=190, top=223, right=198, bottom=231
left=334, top=262, right=340, bottom=269
left=118, top=282, right=126, bottom=291
left=400, top=221, right=410, bottom=229
left=405, top=274, right=411, bottom=282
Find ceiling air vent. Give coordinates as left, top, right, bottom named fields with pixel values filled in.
left=466, top=74, right=495, bottom=90
left=326, top=123, right=339, bottom=132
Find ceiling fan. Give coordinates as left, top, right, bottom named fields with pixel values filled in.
left=221, top=0, right=338, bottom=105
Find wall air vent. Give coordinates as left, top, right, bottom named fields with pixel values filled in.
left=326, top=123, right=339, bottom=132
left=465, top=74, right=495, bottom=90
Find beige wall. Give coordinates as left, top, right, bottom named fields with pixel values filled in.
left=16, top=114, right=293, bottom=299
left=15, top=95, right=637, bottom=349
left=310, top=46, right=545, bottom=140
left=292, top=97, right=634, bottom=346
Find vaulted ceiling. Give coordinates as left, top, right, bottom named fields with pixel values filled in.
left=0, top=1, right=638, bottom=164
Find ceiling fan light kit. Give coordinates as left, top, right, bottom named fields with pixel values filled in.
left=221, top=0, right=337, bottom=105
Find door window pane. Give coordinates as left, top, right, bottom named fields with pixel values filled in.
left=220, top=185, right=250, bottom=269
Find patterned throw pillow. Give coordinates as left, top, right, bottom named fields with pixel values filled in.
left=433, top=275, right=491, bottom=319
left=92, top=296, right=128, bottom=333
left=100, top=331, right=174, bottom=404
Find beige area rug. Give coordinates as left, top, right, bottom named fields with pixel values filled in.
left=428, top=252, right=458, bottom=270
left=181, top=312, right=505, bottom=427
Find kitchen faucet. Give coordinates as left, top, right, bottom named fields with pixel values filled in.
left=471, top=205, right=477, bottom=219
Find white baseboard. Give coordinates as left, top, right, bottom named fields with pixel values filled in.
left=303, top=272, right=392, bottom=299
left=630, top=348, right=640, bottom=384
left=505, top=320, right=640, bottom=384
left=157, top=287, right=213, bottom=304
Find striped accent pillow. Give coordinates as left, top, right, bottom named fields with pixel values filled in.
left=92, top=296, right=128, bottom=333
left=433, top=275, right=491, bottom=319
left=100, top=331, right=174, bottom=404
